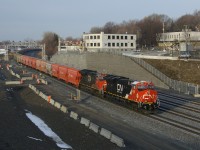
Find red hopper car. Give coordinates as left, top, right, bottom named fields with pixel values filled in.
left=58, top=65, right=68, bottom=81
left=51, top=64, right=60, bottom=78
left=67, top=67, right=81, bottom=87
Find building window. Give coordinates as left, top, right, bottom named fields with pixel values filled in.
left=94, top=36, right=96, bottom=39
left=121, top=43, right=123, bottom=47
left=117, top=36, right=119, bottom=39
left=94, top=43, right=96, bottom=47
left=90, top=36, right=93, bottom=39
left=121, top=36, right=123, bottom=39
left=108, top=35, right=111, bottom=39
left=117, top=43, right=119, bottom=46
left=97, top=35, right=100, bottom=39
left=85, top=36, right=89, bottom=40
left=131, top=36, right=134, bottom=40
left=108, top=43, right=111, bottom=47
left=90, top=43, right=93, bottom=46
left=131, top=43, right=134, bottom=47
left=112, top=35, right=115, bottom=39
left=125, top=43, right=127, bottom=47
left=112, top=43, right=115, bottom=47
left=98, top=43, right=100, bottom=46
left=125, top=36, right=127, bottom=39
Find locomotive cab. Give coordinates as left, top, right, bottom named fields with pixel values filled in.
left=130, top=81, right=159, bottom=110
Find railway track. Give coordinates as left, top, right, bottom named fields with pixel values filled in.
left=159, top=99, right=200, bottom=113
left=153, top=92, right=200, bottom=137
left=158, top=91, right=200, bottom=105
left=16, top=62, right=200, bottom=138
left=149, top=115, right=200, bottom=136
left=158, top=107, right=200, bottom=123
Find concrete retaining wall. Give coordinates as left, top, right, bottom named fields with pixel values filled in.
left=51, top=52, right=168, bottom=88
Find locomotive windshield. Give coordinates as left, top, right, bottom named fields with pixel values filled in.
left=137, top=85, right=148, bottom=90
left=148, top=85, right=155, bottom=89
left=137, top=84, right=155, bottom=90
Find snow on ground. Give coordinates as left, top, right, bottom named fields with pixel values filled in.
left=25, top=110, right=72, bottom=149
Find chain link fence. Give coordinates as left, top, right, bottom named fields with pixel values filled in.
left=126, top=55, right=199, bottom=95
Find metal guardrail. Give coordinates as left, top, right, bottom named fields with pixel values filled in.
left=129, top=56, right=199, bottom=95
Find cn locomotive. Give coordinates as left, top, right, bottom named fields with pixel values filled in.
left=15, top=54, right=160, bottom=110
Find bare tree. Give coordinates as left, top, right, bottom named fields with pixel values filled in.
left=87, top=10, right=200, bottom=48
left=103, top=22, right=118, bottom=34
left=42, top=32, right=59, bottom=57
left=90, top=27, right=103, bottom=33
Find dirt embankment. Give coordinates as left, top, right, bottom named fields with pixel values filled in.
left=144, top=59, right=200, bottom=85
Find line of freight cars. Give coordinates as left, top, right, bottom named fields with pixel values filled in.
left=15, top=54, right=160, bottom=110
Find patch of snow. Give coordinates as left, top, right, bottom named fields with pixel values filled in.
left=26, top=111, right=72, bottom=149
left=27, top=136, right=42, bottom=141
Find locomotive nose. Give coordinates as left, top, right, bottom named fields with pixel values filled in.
left=143, top=94, right=152, bottom=102
left=142, top=91, right=156, bottom=103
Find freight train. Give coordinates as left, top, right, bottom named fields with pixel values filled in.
left=15, top=54, right=160, bottom=110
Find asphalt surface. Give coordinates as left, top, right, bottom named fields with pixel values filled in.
left=0, top=86, right=61, bottom=150
left=0, top=59, right=120, bottom=150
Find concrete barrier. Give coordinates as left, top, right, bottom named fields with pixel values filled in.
left=5, top=81, right=21, bottom=85
left=60, top=105, right=68, bottom=113
left=39, top=92, right=43, bottom=97
left=80, top=117, right=90, bottom=127
left=54, top=102, right=61, bottom=109
left=10, top=70, right=15, bottom=76
left=50, top=98, right=55, bottom=105
left=70, top=111, right=78, bottom=120
left=16, top=74, right=20, bottom=78
left=22, top=76, right=33, bottom=80
left=100, top=128, right=112, bottom=140
left=29, top=84, right=32, bottom=88
left=43, top=94, right=48, bottom=101
left=36, top=89, right=40, bottom=95
left=89, top=122, right=99, bottom=133
left=110, top=134, right=125, bottom=147
left=41, top=79, right=48, bottom=85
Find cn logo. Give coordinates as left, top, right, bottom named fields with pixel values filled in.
left=117, top=84, right=123, bottom=93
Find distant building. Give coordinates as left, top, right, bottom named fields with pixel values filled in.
left=0, top=49, right=7, bottom=55
left=157, top=29, right=200, bottom=51
left=58, top=40, right=83, bottom=52
left=82, top=32, right=136, bottom=52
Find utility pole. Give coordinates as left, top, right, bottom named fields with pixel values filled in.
left=162, top=21, right=165, bottom=51
left=42, top=44, right=46, bottom=60
left=4, top=45, right=9, bottom=61
left=58, top=37, right=61, bottom=54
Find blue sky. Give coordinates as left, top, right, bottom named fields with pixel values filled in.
left=0, top=0, right=199, bottom=41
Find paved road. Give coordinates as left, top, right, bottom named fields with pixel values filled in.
left=0, top=59, right=119, bottom=150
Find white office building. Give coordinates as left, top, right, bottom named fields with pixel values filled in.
left=82, top=32, right=136, bottom=52
left=157, top=29, right=200, bottom=51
